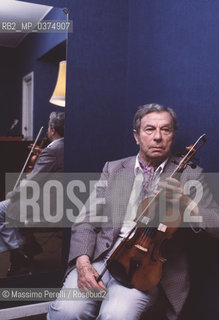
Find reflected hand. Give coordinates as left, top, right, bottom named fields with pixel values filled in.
left=6, top=191, right=12, bottom=199
left=28, top=144, right=42, bottom=155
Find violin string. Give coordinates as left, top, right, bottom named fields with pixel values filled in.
left=138, top=213, right=157, bottom=246
left=137, top=187, right=166, bottom=247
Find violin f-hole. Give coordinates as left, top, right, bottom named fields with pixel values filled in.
left=129, top=258, right=141, bottom=280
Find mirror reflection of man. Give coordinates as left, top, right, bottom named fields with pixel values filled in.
left=0, top=111, right=64, bottom=276
left=48, top=104, right=218, bottom=320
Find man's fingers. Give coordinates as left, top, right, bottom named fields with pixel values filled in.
left=165, top=178, right=183, bottom=189
left=165, top=177, right=180, bottom=185
left=158, top=179, right=184, bottom=204
left=94, top=273, right=106, bottom=289
left=97, top=280, right=106, bottom=290
left=79, top=276, right=105, bottom=291
left=158, top=180, right=183, bottom=194
left=78, top=265, right=105, bottom=290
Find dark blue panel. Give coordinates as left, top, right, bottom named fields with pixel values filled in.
left=0, top=48, right=19, bottom=135
left=64, top=0, right=129, bottom=171
left=126, top=0, right=219, bottom=172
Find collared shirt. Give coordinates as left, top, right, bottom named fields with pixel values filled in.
left=119, top=155, right=168, bottom=238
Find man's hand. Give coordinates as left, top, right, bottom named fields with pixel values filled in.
left=6, top=191, right=12, bottom=199
left=158, top=177, right=184, bottom=203
left=76, top=255, right=106, bottom=291
left=158, top=177, right=199, bottom=215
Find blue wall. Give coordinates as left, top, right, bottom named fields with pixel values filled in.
left=0, top=48, right=19, bottom=135
left=64, top=0, right=129, bottom=171
left=125, top=0, right=219, bottom=172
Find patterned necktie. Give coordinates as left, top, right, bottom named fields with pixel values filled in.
left=138, top=156, right=154, bottom=198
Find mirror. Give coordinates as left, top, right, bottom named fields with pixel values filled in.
left=0, top=0, right=67, bottom=293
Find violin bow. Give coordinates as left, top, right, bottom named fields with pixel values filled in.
left=13, top=126, right=44, bottom=190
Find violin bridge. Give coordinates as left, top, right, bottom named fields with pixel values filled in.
left=157, top=223, right=167, bottom=232
left=135, top=244, right=148, bottom=252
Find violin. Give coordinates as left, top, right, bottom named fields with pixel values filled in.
left=98, top=134, right=207, bottom=291
left=27, top=135, right=49, bottom=173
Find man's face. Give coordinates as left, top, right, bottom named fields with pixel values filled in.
left=133, top=111, right=174, bottom=165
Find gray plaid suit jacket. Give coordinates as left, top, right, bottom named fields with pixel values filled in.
left=68, top=155, right=219, bottom=319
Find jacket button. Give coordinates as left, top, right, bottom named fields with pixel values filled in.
left=106, top=242, right=110, bottom=248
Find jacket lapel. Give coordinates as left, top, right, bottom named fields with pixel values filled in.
left=160, top=155, right=179, bottom=181
left=109, top=157, right=136, bottom=230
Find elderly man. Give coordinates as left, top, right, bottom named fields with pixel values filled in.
left=0, top=111, right=64, bottom=276
left=48, top=104, right=218, bottom=320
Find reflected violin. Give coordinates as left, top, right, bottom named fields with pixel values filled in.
left=27, top=135, right=49, bottom=173
left=13, top=127, right=44, bottom=190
